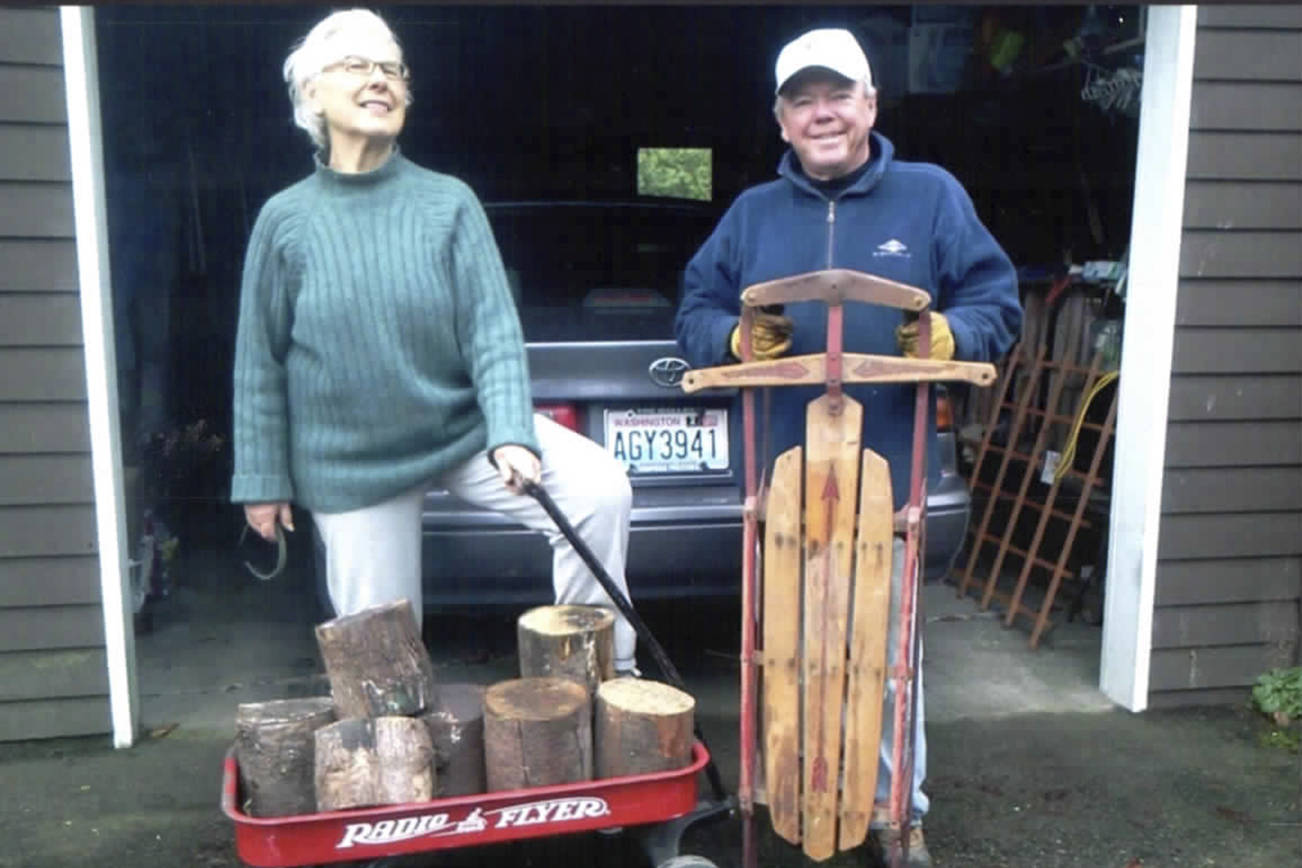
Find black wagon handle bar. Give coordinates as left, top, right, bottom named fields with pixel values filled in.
left=522, top=479, right=728, bottom=803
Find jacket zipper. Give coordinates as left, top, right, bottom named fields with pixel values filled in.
left=825, top=199, right=836, bottom=268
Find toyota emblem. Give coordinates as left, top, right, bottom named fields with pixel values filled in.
left=648, top=356, right=690, bottom=388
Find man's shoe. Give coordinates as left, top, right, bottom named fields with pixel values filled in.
left=871, top=823, right=933, bottom=867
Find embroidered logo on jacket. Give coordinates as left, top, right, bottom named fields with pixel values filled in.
left=874, top=238, right=910, bottom=257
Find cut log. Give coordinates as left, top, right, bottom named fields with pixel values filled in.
left=235, top=697, right=335, bottom=817
left=419, top=682, right=487, bottom=797
left=517, top=604, right=615, bottom=695
left=314, top=716, right=435, bottom=811
left=483, top=677, right=592, bottom=790
left=314, top=599, right=437, bottom=718
left=595, top=678, right=695, bottom=779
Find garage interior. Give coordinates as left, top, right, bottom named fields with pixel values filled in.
left=93, top=4, right=1142, bottom=734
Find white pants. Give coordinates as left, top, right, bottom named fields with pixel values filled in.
left=312, top=414, right=637, bottom=669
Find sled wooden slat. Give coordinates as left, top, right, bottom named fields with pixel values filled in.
left=761, top=446, right=803, bottom=845
left=839, top=448, right=893, bottom=851
left=801, top=393, right=861, bottom=862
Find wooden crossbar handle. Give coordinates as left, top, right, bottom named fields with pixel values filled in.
left=845, top=354, right=996, bottom=386
left=741, top=269, right=930, bottom=312
left=680, top=352, right=997, bottom=393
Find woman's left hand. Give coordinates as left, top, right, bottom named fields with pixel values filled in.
left=492, top=445, right=542, bottom=494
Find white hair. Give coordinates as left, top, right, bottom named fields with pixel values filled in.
left=282, top=8, right=412, bottom=151
left=773, top=75, right=877, bottom=120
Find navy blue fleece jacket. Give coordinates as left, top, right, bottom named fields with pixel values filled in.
left=674, top=132, right=1022, bottom=507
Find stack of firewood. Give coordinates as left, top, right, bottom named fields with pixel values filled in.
left=234, top=599, right=694, bottom=818
left=492, top=603, right=697, bottom=788
left=235, top=599, right=486, bottom=816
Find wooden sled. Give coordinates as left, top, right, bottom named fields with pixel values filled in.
left=682, top=269, right=996, bottom=866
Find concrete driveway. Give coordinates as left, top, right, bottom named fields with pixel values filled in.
left=0, top=547, right=1296, bottom=867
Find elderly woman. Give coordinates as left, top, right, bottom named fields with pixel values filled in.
left=231, top=8, right=638, bottom=673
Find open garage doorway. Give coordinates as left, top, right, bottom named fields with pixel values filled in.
left=87, top=5, right=1151, bottom=740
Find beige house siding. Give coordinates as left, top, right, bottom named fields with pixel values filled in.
left=1149, top=4, right=1302, bottom=707
left=0, top=6, right=108, bottom=740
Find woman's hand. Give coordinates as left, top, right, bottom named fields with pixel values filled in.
left=244, top=502, right=294, bottom=542
left=492, top=445, right=542, bottom=494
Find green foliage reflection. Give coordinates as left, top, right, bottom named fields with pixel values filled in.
left=637, top=148, right=711, bottom=201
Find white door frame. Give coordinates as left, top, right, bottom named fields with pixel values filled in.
left=1101, top=5, right=1198, bottom=712
left=61, top=5, right=138, bottom=748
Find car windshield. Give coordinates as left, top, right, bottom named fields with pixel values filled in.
left=486, top=202, right=719, bottom=342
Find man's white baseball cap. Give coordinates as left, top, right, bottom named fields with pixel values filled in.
left=774, top=28, right=873, bottom=95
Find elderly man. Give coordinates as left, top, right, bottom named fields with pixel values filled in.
left=674, top=27, right=1022, bottom=866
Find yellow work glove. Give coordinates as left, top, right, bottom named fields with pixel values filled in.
left=896, top=312, right=955, bottom=361
left=729, top=311, right=794, bottom=360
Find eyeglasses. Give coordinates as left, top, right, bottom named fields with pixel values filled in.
left=325, top=55, right=410, bottom=82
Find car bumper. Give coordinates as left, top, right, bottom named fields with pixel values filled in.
left=420, top=485, right=741, bottom=606
left=420, top=520, right=743, bottom=606
left=418, top=478, right=967, bottom=608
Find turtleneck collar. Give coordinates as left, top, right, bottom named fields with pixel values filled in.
left=313, top=145, right=404, bottom=188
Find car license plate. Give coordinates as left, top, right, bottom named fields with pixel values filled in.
left=604, top=408, right=728, bottom=474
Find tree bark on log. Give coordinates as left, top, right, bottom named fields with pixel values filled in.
left=419, top=682, right=486, bottom=797
left=484, top=677, right=592, bottom=791
left=315, top=600, right=437, bottom=718
left=314, top=716, right=435, bottom=811
left=517, top=604, right=615, bottom=696
left=595, top=678, right=695, bottom=778
left=235, top=697, right=335, bottom=817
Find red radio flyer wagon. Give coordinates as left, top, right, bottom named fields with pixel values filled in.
left=224, top=482, right=733, bottom=867
left=223, top=740, right=727, bottom=867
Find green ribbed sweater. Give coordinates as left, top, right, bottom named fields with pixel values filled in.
left=230, top=151, right=539, bottom=513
